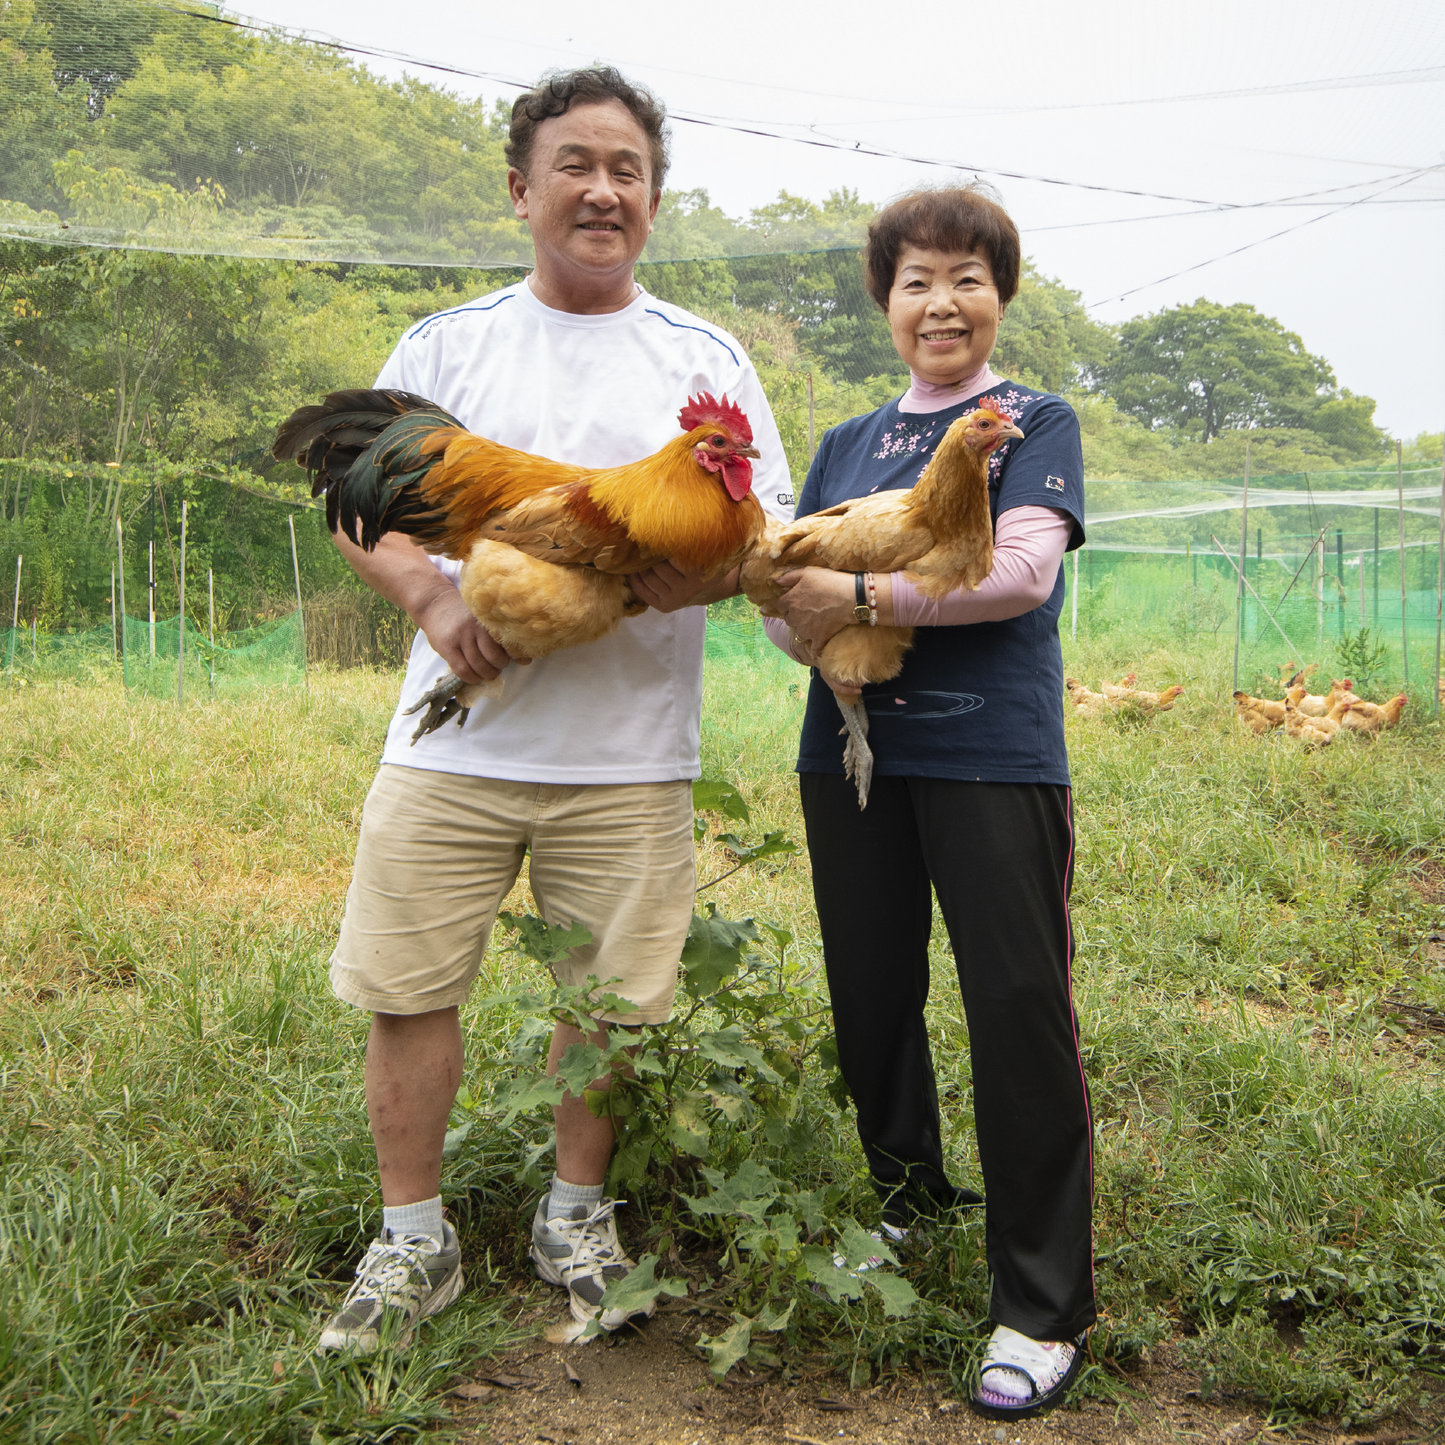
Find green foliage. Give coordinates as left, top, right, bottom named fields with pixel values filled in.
left=995, top=261, right=1112, bottom=394
left=1094, top=298, right=1388, bottom=462
left=1335, top=627, right=1391, bottom=696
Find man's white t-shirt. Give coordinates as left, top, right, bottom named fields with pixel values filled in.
left=372, top=279, right=794, bottom=784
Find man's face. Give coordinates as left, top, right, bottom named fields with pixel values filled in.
left=509, top=100, right=659, bottom=281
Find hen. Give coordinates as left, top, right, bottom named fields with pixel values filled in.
left=741, top=407, right=1020, bottom=806
left=1335, top=692, right=1407, bottom=736
left=1284, top=696, right=1338, bottom=749
left=1066, top=676, right=1183, bottom=719
left=274, top=389, right=765, bottom=735
left=1232, top=690, right=1286, bottom=734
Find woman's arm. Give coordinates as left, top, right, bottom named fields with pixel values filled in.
left=890, top=505, right=1073, bottom=625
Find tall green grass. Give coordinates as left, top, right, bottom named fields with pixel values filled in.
left=1, top=643, right=1442, bottom=1440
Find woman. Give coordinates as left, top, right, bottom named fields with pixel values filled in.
left=768, top=187, right=1094, bottom=1419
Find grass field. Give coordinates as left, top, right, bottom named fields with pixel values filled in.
left=2, top=637, right=1443, bottom=1443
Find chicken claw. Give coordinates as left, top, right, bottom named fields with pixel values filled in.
left=836, top=695, right=873, bottom=809
left=402, top=671, right=504, bottom=742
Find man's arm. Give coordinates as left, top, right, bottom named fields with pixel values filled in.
left=333, top=530, right=528, bottom=684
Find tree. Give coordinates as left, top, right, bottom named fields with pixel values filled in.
left=1093, top=298, right=1384, bottom=460
left=994, top=262, right=1112, bottom=394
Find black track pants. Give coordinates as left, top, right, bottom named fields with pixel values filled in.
left=799, top=772, right=1096, bottom=1341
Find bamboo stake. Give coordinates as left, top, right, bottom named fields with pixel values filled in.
left=1232, top=439, right=1250, bottom=689
left=1397, top=441, right=1409, bottom=687
left=148, top=539, right=156, bottom=659
left=111, top=567, right=117, bottom=660
left=1213, top=535, right=1302, bottom=661
left=1434, top=444, right=1444, bottom=716
left=288, top=514, right=307, bottom=695
left=116, top=519, right=126, bottom=684
left=1359, top=553, right=1365, bottom=632
left=208, top=567, right=215, bottom=698
left=6, top=554, right=20, bottom=677
left=177, top=500, right=187, bottom=707
left=807, top=371, right=816, bottom=460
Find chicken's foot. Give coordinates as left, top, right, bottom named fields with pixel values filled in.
left=836, top=694, right=873, bottom=809
left=402, top=671, right=503, bottom=742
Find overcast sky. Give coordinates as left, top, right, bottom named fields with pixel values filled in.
left=237, top=0, right=1445, bottom=439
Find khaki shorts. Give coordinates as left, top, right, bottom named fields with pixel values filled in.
left=329, top=765, right=695, bottom=1023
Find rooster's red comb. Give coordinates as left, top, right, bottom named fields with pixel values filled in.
left=677, top=392, right=753, bottom=445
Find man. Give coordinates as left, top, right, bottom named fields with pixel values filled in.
left=315, top=66, right=792, bottom=1354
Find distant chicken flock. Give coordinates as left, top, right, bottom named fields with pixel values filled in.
left=1064, top=665, right=1418, bottom=750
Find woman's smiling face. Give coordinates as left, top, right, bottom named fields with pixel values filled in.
left=887, top=245, right=1005, bottom=386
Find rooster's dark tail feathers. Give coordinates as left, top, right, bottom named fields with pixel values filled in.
left=271, top=389, right=464, bottom=550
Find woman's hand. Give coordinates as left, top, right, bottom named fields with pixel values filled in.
left=774, top=567, right=858, bottom=654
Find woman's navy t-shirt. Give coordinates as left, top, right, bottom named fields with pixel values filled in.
left=793, top=379, right=1086, bottom=785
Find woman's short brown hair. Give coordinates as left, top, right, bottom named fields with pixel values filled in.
left=864, top=186, right=1021, bottom=310
left=506, top=67, right=671, bottom=193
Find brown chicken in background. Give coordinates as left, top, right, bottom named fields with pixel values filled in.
left=1336, top=692, right=1407, bottom=735
left=741, top=407, right=1020, bottom=806
left=1067, top=676, right=1184, bottom=719
left=274, top=389, right=765, bottom=735
left=1232, top=690, right=1287, bottom=734
left=1284, top=696, right=1338, bottom=748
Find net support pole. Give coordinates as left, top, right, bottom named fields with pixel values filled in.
left=1071, top=549, right=1078, bottom=643
left=111, top=567, right=117, bottom=660
left=1398, top=441, right=1409, bottom=688
left=1232, top=437, right=1250, bottom=691
left=116, top=519, right=126, bottom=683
left=177, top=499, right=187, bottom=708
left=807, top=371, right=816, bottom=459
left=1373, top=508, right=1379, bottom=624
left=1434, top=445, right=1444, bottom=716
left=288, top=514, right=307, bottom=696
left=1213, top=535, right=1303, bottom=662
left=208, top=567, right=215, bottom=698
left=6, top=553, right=20, bottom=677
left=148, top=540, right=156, bottom=660
left=1336, top=529, right=1344, bottom=641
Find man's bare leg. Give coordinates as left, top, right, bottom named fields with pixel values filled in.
left=366, top=1007, right=463, bottom=1206
left=547, top=1019, right=621, bottom=1186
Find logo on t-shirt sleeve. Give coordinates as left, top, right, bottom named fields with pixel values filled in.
left=1045, top=475, right=1066, bottom=492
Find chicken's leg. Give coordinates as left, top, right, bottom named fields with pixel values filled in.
left=402, top=671, right=504, bottom=743
left=836, top=694, right=873, bottom=809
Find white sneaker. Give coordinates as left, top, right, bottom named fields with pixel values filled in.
left=316, top=1223, right=464, bottom=1354
left=832, top=1222, right=912, bottom=1272
left=529, top=1196, right=649, bottom=1332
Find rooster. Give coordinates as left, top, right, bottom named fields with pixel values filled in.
left=274, top=389, right=765, bottom=735
left=741, top=407, right=1019, bottom=807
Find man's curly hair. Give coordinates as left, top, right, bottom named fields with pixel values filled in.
left=506, top=67, right=670, bottom=192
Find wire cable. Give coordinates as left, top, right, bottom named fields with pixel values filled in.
left=1085, top=167, right=1436, bottom=308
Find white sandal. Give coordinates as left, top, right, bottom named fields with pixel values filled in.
left=971, top=1324, right=1086, bottom=1418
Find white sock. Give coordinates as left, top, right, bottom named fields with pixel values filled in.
left=382, top=1195, right=445, bottom=1245
left=547, top=1176, right=604, bottom=1216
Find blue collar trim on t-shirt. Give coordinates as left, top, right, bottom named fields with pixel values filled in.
left=642, top=308, right=739, bottom=365
left=405, top=290, right=517, bottom=341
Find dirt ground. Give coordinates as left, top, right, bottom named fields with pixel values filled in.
left=443, top=1295, right=1438, bottom=1445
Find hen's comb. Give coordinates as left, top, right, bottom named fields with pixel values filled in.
left=677, top=392, right=753, bottom=445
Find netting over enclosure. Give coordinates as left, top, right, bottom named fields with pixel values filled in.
left=0, top=0, right=1441, bottom=701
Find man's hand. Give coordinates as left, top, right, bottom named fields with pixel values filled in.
left=628, top=560, right=737, bottom=613
left=413, top=586, right=529, bottom=684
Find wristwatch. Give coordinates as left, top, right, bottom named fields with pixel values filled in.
left=853, top=572, right=871, bottom=623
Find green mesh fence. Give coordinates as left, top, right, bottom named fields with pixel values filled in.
left=3, top=610, right=304, bottom=695
left=3, top=610, right=780, bottom=695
